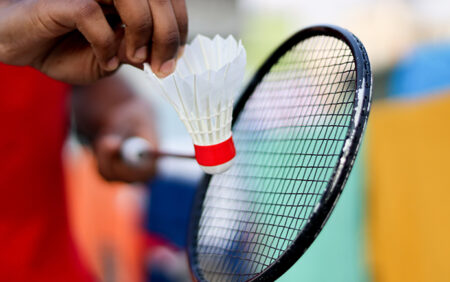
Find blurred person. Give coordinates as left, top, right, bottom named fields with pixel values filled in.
left=72, top=75, right=159, bottom=183
left=0, top=0, right=188, bottom=281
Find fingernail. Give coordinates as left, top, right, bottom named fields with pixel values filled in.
left=157, top=59, right=176, bottom=78
left=134, top=46, right=147, bottom=62
left=177, top=46, right=185, bottom=59
left=106, top=56, right=119, bottom=71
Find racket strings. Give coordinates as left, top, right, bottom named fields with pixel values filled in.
left=195, top=35, right=357, bottom=281
left=200, top=39, right=352, bottom=278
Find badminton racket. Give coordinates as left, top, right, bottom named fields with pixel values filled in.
left=187, top=25, right=372, bottom=282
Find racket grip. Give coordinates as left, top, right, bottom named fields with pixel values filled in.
left=120, top=137, right=152, bottom=167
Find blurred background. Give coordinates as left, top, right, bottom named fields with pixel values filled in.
left=64, top=0, right=450, bottom=281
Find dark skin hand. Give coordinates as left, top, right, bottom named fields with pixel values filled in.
left=0, top=0, right=188, bottom=84
left=72, top=75, right=157, bottom=182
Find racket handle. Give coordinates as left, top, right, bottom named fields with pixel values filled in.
left=121, top=137, right=195, bottom=166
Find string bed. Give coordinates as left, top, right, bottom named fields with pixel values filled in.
left=193, top=35, right=357, bottom=282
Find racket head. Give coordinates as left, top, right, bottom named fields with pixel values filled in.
left=188, top=25, right=372, bottom=282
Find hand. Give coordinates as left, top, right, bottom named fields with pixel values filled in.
left=72, top=75, right=158, bottom=183
left=0, top=0, right=188, bottom=84
left=93, top=101, right=158, bottom=182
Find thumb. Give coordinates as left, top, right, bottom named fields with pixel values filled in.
left=94, top=134, right=124, bottom=181
left=95, top=134, right=123, bottom=156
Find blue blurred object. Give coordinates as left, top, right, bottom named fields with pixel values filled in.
left=148, top=271, right=172, bottom=282
left=146, top=176, right=198, bottom=282
left=389, top=42, right=450, bottom=98
left=146, top=176, right=198, bottom=248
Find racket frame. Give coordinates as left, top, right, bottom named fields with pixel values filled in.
left=187, top=24, right=372, bottom=282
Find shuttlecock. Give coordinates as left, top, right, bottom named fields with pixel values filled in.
left=143, top=35, right=246, bottom=174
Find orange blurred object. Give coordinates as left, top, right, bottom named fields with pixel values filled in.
left=368, top=93, right=450, bottom=282
left=65, top=148, right=145, bottom=282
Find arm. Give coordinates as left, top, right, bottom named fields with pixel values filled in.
left=72, top=74, right=157, bottom=182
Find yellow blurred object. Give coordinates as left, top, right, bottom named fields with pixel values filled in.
left=64, top=148, right=145, bottom=282
left=368, top=93, right=450, bottom=282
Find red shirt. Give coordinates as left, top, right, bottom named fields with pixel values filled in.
left=0, top=64, right=93, bottom=282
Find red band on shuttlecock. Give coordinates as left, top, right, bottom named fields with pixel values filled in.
left=194, top=136, right=236, bottom=167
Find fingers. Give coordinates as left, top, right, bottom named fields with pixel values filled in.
left=74, top=0, right=189, bottom=76
left=148, top=0, right=180, bottom=77
left=95, top=134, right=157, bottom=183
left=74, top=0, right=120, bottom=71
left=113, top=0, right=153, bottom=64
left=171, top=0, right=188, bottom=58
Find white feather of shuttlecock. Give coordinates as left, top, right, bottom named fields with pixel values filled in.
left=143, top=35, right=246, bottom=171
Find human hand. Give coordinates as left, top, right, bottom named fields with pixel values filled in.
left=72, top=75, right=158, bottom=182
left=93, top=99, right=158, bottom=183
left=0, top=0, right=187, bottom=84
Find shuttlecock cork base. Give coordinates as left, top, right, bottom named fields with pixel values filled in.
left=143, top=34, right=246, bottom=174
left=194, top=135, right=236, bottom=174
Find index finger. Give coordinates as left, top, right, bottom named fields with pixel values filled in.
left=171, top=0, right=188, bottom=56
left=148, top=0, right=180, bottom=78
left=114, top=0, right=153, bottom=64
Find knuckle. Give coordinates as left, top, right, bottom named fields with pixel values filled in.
left=101, top=35, right=115, bottom=48
left=93, top=34, right=114, bottom=51
left=172, top=0, right=186, bottom=8
left=159, top=30, right=180, bottom=49
left=151, top=0, right=169, bottom=6
left=76, top=0, right=100, bottom=18
left=129, top=18, right=152, bottom=35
